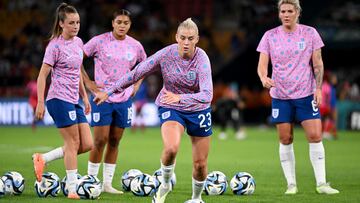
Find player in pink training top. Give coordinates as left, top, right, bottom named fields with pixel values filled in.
left=81, top=9, right=146, bottom=194
left=33, top=3, right=93, bottom=199
left=94, top=18, right=213, bottom=203
left=257, top=0, right=339, bottom=195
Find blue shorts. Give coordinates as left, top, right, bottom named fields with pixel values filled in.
left=47, top=99, right=88, bottom=128
left=90, top=96, right=132, bottom=128
left=158, top=107, right=212, bottom=137
left=271, top=95, right=321, bottom=123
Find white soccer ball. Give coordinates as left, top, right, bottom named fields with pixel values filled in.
left=60, top=173, right=82, bottom=196
left=0, top=179, right=5, bottom=198
left=1, top=171, right=25, bottom=195
left=76, top=175, right=101, bottom=199
left=121, top=169, right=143, bottom=191
left=230, top=172, right=255, bottom=195
left=203, top=171, right=228, bottom=195
left=152, top=169, right=176, bottom=190
left=130, top=174, right=157, bottom=196
left=34, top=172, right=61, bottom=197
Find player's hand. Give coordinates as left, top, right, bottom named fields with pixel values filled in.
left=261, top=77, right=275, bottom=89
left=85, top=80, right=103, bottom=94
left=131, top=83, right=141, bottom=97
left=314, top=89, right=322, bottom=107
left=35, top=102, right=45, bottom=120
left=83, top=98, right=91, bottom=115
left=161, top=89, right=180, bottom=104
left=93, top=91, right=109, bottom=105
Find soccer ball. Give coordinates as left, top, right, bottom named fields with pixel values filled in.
left=121, top=169, right=143, bottom=191
left=76, top=175, right=101, bottom=199
left=61, top=173, right=82, bottom=196
left=230, top=172, right=256, bottom=195
left=130, top=174, right=157, bottom=196
left=152, top=169, right=176, bottom=190
left=1, top=171, right=25, bottom=195
left=0, top=179, right=5, bottom=198
left=34, top=172, right=61, bottom=197
left=203, top=171, right=228, bottom=195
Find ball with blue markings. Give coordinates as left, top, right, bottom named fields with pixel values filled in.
left=230, top=172, right=255, bottom=195
left=34, top=172, right=61, bottom=197
left=130, top=174, right=156, bottom=196
left=203, top=171, right=228, bottom=195
left=1, top=171, right=25, bottom=195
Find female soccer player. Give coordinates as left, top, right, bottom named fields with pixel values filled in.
left=33, top=3, right=93, bottom=199
left=94, top=18, right=213, bottom=203
left=81, top=9, right=146, bottom=194
left=257, top=0, right=339, bottom=195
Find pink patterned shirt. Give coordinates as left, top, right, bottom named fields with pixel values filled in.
left=83, top=32, right=146, bottom=103
left=257, top=24, right=324, bottom=99
left=109, top=44, right=213, bottom=112
left=43, top=36, right=84, bottom=104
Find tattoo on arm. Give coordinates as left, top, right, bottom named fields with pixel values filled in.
left=313, top=50, right=324, bottom=89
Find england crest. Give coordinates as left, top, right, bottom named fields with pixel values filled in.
left=93, top=112, right=100, bottom=123
left=187, top=71, right=196, bottom=81
left=68, top=110, right=77, bottom=121
left=162, top=111, right=171, bottom=119
left=297, top=41, right=306, bottom=51
left=272, top=108, right=279, bottom=118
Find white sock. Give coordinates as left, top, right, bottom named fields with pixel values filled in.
left=42, top=147, right=64, bottom=163
left=192, top=177, right=205, bottom=200
left=88, top=161, right=101, bottom=177
left=66, top=169, right=78, bottom=194
left=103, top=163, right=116, bottom=186
left=309, top=142, right=326, bottom=186
left=161, top=161, right=175, bottom=187
left=279, top=143, right=296, bottom=186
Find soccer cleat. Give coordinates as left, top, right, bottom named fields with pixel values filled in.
left=152, top=183, right=172, bottom=203
left=68, top=192, right=80, bottom=199
left=316, top=183, right=339, bottom=194
left=102, top=184, right=124, bottom=194
left=32, top=153, right=45, bottom=182
left=184, top=199, right=205, bottom=203
left=284, top=184, right=298, bottom=195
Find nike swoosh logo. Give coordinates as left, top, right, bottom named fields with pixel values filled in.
left=205, top=128, right=211, bottom=132
left=313, top=112, right=319, bottom=116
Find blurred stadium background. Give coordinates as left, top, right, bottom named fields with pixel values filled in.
left=0, top=0, right=359, bottom=202
left=0, top=0, right=359, bottom=129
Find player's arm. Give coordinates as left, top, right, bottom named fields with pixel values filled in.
left=35, top=63, right=51, bottom=120
left=312, top=48, right=324, bottom=106
left=79, top=70, right=91, bottom=114
left=81, top=65, right=100, bottom=94
left=257, top=53, right=275, bottom=89
left=93, top=49, right=163, bottom=105
left=177, top=55, right=213, bottom=104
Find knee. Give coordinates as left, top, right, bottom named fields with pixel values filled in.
left=94, top=136, right=108, bottom=148
left=108, top=136, right=121, bottom=148
left=65, top=137, right=80, bottom=152
left=279, top=135, right=293, bottom=145
left=307, top=131, right=322, bottom=142
left=78, top=142, right=93, bottom=154
left=193, top=159, right=207, bottom=176
left=164, top=146, right=179, bottom=160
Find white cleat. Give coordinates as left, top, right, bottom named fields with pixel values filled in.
left=102, top=184, right=124, bottom=194
left=316, top=183, right=339, bottom=194
left=184, top=199, right=205, bottom=203
left=284, top=184, right=298, bottom=195
left=152, top=183, right=172, bottom=203
left=235, top=130, right=246, bottom=140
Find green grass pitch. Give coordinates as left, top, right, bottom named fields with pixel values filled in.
left=0, top=126, right=359, bottom=202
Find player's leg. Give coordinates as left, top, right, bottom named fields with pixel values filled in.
left=87, top=100, right=112, bottom=178
left=297, top=95, right=339, bottom=194
left=184, top=107, right=211, bottom=203
left=88, top=126, right=110, bottom=176
left=59, top=124, right=81, bottom=199
left=101, top=100, right=132, bottom=194
left=271, top=98, right=297, bottom=194
left=153, top=108, right=184, bottom=203
left=276, top=122, right=297, bottom=194
left=102, top=126, right=125, bottom=194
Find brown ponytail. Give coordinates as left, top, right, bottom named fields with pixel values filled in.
left=50, top=3, right=78, bottom=40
